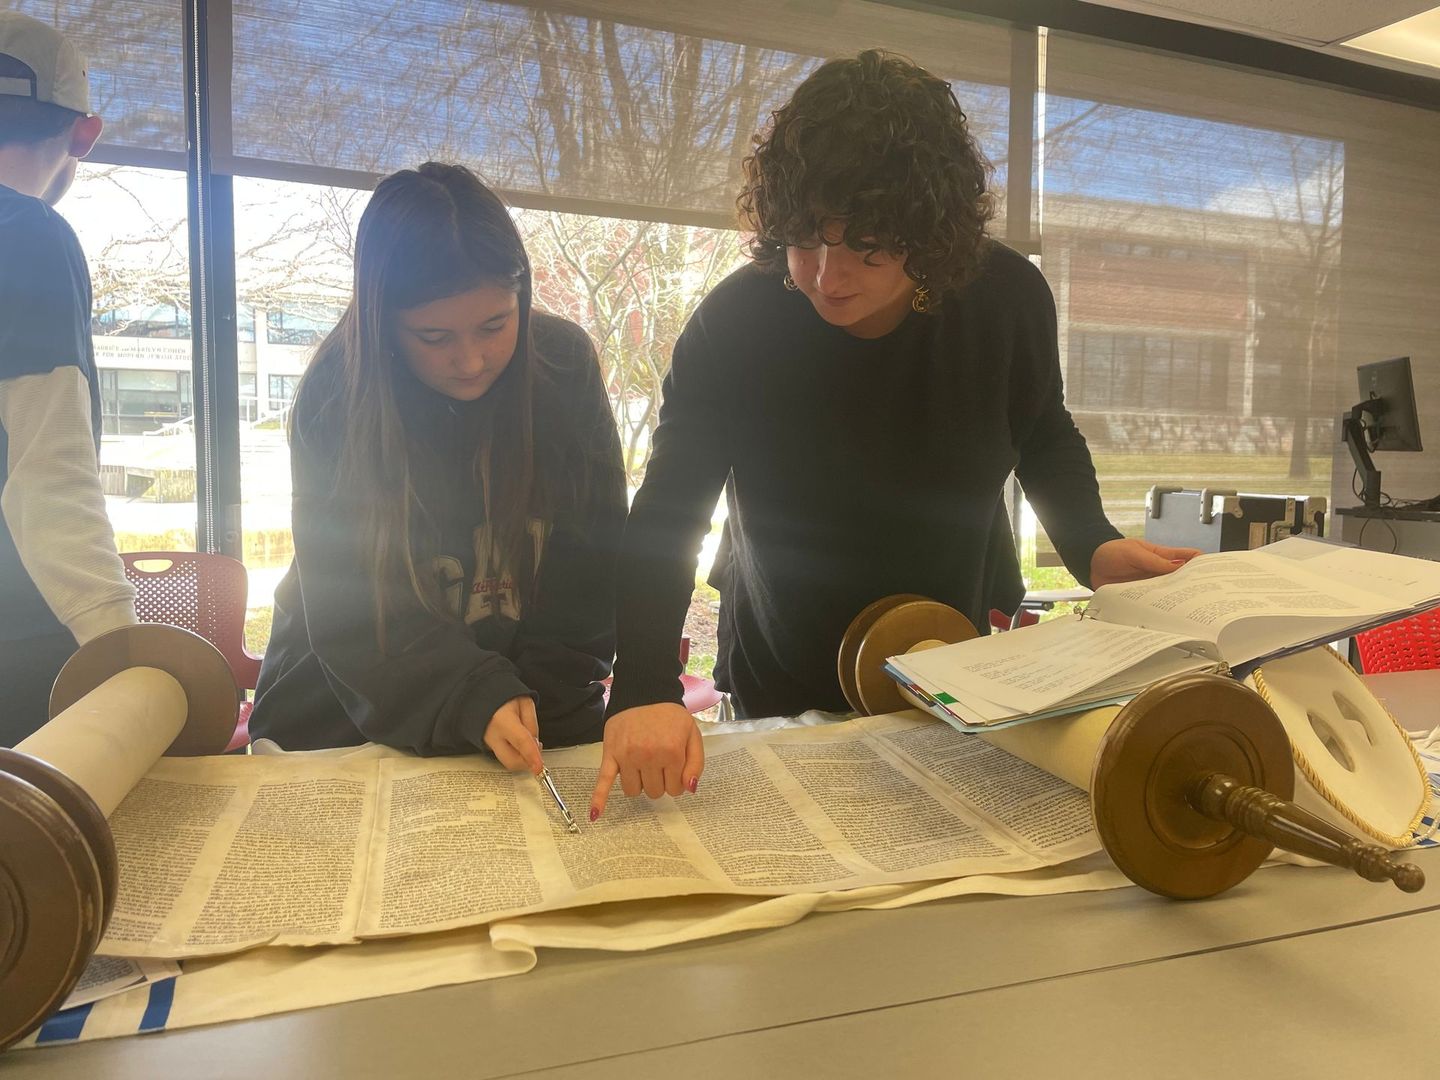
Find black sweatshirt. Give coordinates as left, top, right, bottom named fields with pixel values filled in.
left=607, top=243, right=1121, bottom=720
left=251, top=313, right=627, bottom=753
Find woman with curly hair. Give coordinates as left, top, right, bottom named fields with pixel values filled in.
left=589, top=51, right=1197, bottom=816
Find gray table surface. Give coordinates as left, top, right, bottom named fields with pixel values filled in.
left=7, top=849, right=1437, bottom=1079
left=6, top=674, right=1439, bottom=1079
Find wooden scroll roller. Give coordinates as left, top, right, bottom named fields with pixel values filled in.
left=839, top=595, right=1426, bottom=901
left=0, top=624, right=237, bottom=1051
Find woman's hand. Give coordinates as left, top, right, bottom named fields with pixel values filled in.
left=589, top=703, right=704, bottom=821
left=483, top=695, right=544, bottom=774
left=1089, top=538, right=1202, bottom=589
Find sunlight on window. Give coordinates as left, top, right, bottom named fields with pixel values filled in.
left=68, top=163, right=197, bottom=555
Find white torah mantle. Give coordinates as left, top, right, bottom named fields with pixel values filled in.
left=1246, top=648, right=1432, bottom=848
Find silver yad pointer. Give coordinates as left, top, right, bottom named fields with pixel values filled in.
left=538, top=766, right=580, bottom=833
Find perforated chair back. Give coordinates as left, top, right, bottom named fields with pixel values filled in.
left=120, top=551, right=263, bottom=691
left=1356, top=607, right=1440, bottom=673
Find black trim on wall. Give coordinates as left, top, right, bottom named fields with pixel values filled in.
left=907, top=0, right=1440, bottom=111
left=184, top=0, right=242, bottom=557
left=1005, top=26, right=1038, bottom=251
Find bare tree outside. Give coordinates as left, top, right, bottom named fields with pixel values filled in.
left=522, top=212, right=743, bottom=483
left=1021, top=97, right=1346, bottom=597
left=1248, top=137, right=1343, bottom=480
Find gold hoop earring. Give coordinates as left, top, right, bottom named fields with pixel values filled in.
left=911, top=283, right=931, bottom=313
left=783, top=273, right=799, bottom=292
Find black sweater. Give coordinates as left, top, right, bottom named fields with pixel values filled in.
left=607, top=244, right=1121, bottom=720
left=251, top=313, right=626, bottom=753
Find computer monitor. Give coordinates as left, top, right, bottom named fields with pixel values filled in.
left=1357, top=357, right=1423, bottom=452
left=1343, top=356, right=1424, bottom=507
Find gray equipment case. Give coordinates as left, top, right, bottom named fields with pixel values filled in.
left=1144, top=487, right=1326, bottom=553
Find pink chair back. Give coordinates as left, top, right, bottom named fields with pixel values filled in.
left=120, top=551, right=263, bottom=691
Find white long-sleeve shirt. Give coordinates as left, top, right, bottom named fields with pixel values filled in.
left=0, top=366, right=135, bottom=643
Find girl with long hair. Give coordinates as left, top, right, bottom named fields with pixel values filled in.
left=251, top=162, right=625, bottom=770
left=594, top=51, right=1198, bottom=815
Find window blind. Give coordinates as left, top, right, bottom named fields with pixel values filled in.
left=228, top=1, right=1013, bottom=226
left=1041, top=32, right=1440, bottom=538
left=8, top=0, right=185, bottom=161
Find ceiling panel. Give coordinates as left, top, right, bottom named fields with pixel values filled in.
left=1077, top=1, right=1438, bottom=46
left=1346, top=9, right=1440, bottom=67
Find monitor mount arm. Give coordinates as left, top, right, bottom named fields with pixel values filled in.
left=1343, top=398, right=1383, bottom=508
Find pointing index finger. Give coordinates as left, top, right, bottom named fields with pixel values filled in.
left=590, top=754, right=619, bottom=821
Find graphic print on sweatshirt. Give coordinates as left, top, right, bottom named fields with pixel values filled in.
left=431, top=518, right=550, bottom=624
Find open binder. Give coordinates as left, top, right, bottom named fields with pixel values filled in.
left=886, top=538, right=1440, bottom=730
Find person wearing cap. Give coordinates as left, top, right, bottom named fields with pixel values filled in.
left=0, top=12, right=136, bottom=745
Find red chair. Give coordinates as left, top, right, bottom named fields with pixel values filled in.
left=1355, top=608, right=1440, bottom=673
left=121, top=551, right=262, bottom=751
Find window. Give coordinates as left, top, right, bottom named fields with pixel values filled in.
left=97, top=368, right=193, bottom=435
left=66, top=163, right=197, bottom=553
left=266, top=305, right=344, bottom=346
left=93, top=304, right=191, bottom=338
left=56, top=2, right=1439, bottom=660
left=228, top=1, right=1011, bottom=226
left=239, top=372, right=258, bottom=424
left=1113, top=334, right=1143, bottom=407
left=1067, top=331, right=1231, bottom=414
left=222, top=0, right=1028, bottom=668
left=267, top=374, right=301, bottom=413
left=234, top=177, right=368, bottom=653
left=1070, top=333, right=1108, bottom=408
left=1031, top=32, right=1367, bottom=579
left=10, top=1, right=185, bottom=156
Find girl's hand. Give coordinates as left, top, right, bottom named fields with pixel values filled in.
left=1089, top=538, right=1202, bottom=589
left=483, top=695, right=544, bottom=774
left=589, top=703, right=704, bottom=820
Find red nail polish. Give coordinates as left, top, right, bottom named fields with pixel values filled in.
left=687, top=777, right=698, bottom=794
left=589, top=806, right=599, bottom=822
